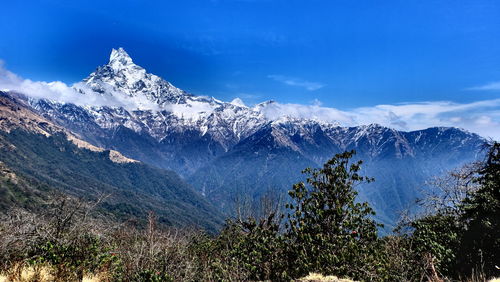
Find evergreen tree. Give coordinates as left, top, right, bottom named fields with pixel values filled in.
left=285, top=150, right=381, bottom=279
left=459, top=142, right=500, bottom=276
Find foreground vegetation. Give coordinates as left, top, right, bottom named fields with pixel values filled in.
left=0, top=144, right=498, bottom=281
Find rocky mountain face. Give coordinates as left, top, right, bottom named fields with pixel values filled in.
left=20, top=48, right=486, bottom=230
left=0, top=91, right=223, bottom=231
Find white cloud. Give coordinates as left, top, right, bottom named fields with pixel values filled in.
left=268, top=74, right=325, bottom=91
left=466, top=81, right=500, bottom=91
left=165, top=101, right=216, bottom=120
left=257, top=101, right=350, bottom=124
left=0, top=63, right=159, bottom=110
left=1, top=63, right=498, bottom=140
left=258, top=99, right=500, bottom=140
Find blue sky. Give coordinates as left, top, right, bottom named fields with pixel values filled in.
left=1, top=0, right=500, bottom=138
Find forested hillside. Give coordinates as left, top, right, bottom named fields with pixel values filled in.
left=0, top=92, right=223, bottom=232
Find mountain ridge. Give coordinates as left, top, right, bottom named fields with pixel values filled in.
left=6, top=48, right=487, bottom=229
left=0, top=91, right=223, bottom=232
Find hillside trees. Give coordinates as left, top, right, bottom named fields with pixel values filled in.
left=399, top=142, right=500, bottom=280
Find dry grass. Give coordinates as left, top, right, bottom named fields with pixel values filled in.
left=81, top=272, right=109, bottom=282
left=297, top=272, right=355, bottom=282
left=0, top=264, right=108, bottom=282
left=0, top=264, right=53, bottom=282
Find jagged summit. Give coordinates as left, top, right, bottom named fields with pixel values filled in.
left=110, top=47, right=131, bottom=61
left=78, top=48, right=188, bottom=107
left=108, top=47, right=134, bottom=70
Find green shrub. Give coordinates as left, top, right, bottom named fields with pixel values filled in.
left=29, top=235, right=118, bottom=280
left=133, top=269, right=174, bottom=282
left=284, top=150, right=381, bottom=280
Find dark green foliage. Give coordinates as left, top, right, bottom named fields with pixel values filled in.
left=224, top=215, right=285, bottom=281
left=186, top=217, right=283, bottom=281
left=133, top=269, right=174, bottom=282
left=29, top=236, right=118, bottom=280
left=458, top=142, right=500, bottom=277
left=285, top=150, right=381, bottom=279
left=0, top=129, right=222, bottom=232
left=195, top=150, right=383, bottom=280
left=397, top=142, right=500, bottom=280
left=405, top=213, right=462, bottom=277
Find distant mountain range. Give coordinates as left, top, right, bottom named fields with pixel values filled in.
left=3, top=48, right=487, bottom=230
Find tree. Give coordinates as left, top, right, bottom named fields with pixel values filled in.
left=402, top=142, right=500, bottom=280
left=418, top=162, right=481, bottom=216
left=224, top=213, right=285, bottom=281
left=402, top=164, right=481, bottom=279
left=285, top=150, right=381, bottom=279
left=459, top=142, right=500, bottom=277
left=405, top=213, right=462, bottom=279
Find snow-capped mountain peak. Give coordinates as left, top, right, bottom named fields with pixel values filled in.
left=230, top=98, right=247, bottom=108
left=79, top=48, right=188, bottom=107
left=40, top=48, right=267, bottom=147
left=109, top=47, right=134, bottom=70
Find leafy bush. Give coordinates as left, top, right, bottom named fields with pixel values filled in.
left=199, top=151, right=383, bottom=281
left=404, top=213, right=462, bottom=278
left=284, top=150, right=381, bottom=279
left=29, top=235, right=116, bottom=280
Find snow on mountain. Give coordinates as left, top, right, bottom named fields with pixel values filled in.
left=78, top=47, right=187, bottom=106
left=19, top=49, right=484, bottom=162
left=24, top=48, right=274, bottom=149
left=230, top=98, right=246, bottom=108
left=24, top=48, right=486, bottom=158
